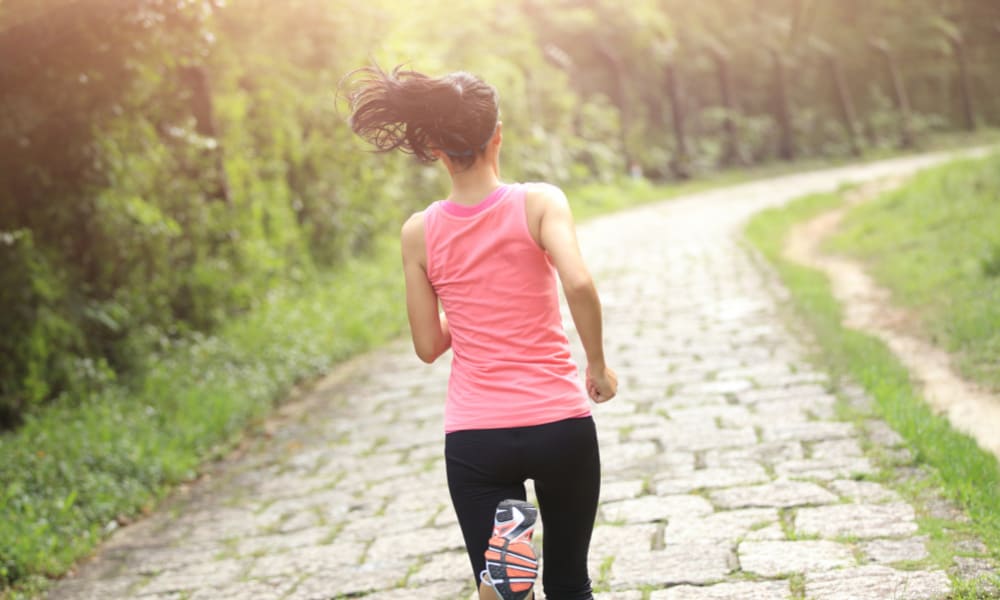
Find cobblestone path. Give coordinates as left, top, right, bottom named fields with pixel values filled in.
left=48, top=151, right=994, bottom=600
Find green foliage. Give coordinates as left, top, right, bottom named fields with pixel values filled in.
left=746, top=188, right=1000, bottom=564
left=3, top=0, right=1000, bottom=423
left=830, top=152, right=1000, bottom=390
left=0, top=230, right=78, bottom=421
left=0, top=236, right=406, bottom=591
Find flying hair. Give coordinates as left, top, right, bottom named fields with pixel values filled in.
left=343, top=64, right=499, bottom=168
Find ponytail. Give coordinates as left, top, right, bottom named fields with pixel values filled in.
left=344, top=64, right=499, bottom=168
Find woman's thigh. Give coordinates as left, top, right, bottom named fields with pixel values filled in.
left=528, top=417, right=601, bottom=600
left=445, top=429, right=527, bottom=583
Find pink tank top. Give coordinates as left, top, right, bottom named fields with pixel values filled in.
left=423, top=183, right=591, bottom=433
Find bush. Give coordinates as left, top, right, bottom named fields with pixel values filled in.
left=0, top=236, right=407, bottom=590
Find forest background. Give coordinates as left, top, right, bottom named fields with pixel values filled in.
left=2, top=0, right=1000, bottom=593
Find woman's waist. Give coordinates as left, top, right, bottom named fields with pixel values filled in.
left=447, top=357, right=583, bottom=394
left=450, top=346, right=577, bottom=373
left=444, top=375, right=590, bottom=433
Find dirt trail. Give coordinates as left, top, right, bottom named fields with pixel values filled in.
left=784, top=178, right=1000, bottom=460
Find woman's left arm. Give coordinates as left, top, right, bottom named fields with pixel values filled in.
left=401, top=212, right=452, bottom=363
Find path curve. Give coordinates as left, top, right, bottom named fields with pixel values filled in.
left=783, top=176, right=1000, bottom=459
left=47, top=148, right=994, bottom=600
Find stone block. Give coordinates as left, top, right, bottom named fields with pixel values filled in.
left=588, top=523, right=659, bottom=562
left=601, top=495, right=714, bottom=524
left=608, top=544, right=735, bottom=588
left=828, top=480, right=902, bottom=504
left=650, top=580, right=792, bottom=599
left=860, top=537, right=930, bottom=564
left=664, top=508, right=778, bottom=544
left=710, top=480, right=838, bottom=509
left=796, top=503, right=918, bottom=539
left=761, top=422, right=856, bottom=443
left=773, top=456, right=876, bottom=481
left=738, top=540, right=854, bottom=577
left=655, top=465, right=771, bottom=494
left=805, top=565, right=950, bottom=600
left=366, top=527, right=465, bottom=561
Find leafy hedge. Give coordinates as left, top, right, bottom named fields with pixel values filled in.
left=0, top=237, right=406, bottom=589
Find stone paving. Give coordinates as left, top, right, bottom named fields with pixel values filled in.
left=47, top=151, right=996, bottom=600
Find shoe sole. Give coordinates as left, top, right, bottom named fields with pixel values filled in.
left=484, top=537, right=537, bottom=599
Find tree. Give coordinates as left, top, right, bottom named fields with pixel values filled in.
left=870, top=38, right=915, bottom=148
left=706, top=39, right=742, bottom=166
left=931, top=17, right=977, bottom=131
left=664, top=59, right=691, bottom=178
left=810, top=37, right=862, bottom=156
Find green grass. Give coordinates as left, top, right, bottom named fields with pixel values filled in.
left=953, top=574, right=1000, bottom=600
left=0, top=236, right=408, bottom=597
left=829, top=152, right=1000, bottom=390
left=745, top=184, right=1000, bottom=582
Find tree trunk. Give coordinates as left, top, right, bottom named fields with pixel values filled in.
left=950, top=36, right=976, bottom=131
left=521, top=66, right=541, bottom=126
left=594, top=40, right=632, bottom=172
left=874, top=45, right=914, bottom=148
left=181, top=65, right=231, bottom=205
left=541, top=44, right=584, bottom=137
left=771, top=49, right=795, bottom=161
left=713, top=54, right=741, bottom=167
left=665, top=63, right=691, bottom=179
left=827, top=55, right=861, bottom=156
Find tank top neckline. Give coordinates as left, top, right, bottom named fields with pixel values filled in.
left=440, top=183, right=513, bottom=218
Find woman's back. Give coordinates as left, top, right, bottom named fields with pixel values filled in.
left=423, top=183, right=590, bottom=433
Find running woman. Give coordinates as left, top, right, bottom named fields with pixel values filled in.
left=346, top=65, right=617, bottom=600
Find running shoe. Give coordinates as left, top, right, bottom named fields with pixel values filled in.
left=481, top=499, right=538, bottom=600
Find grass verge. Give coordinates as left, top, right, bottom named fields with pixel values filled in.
left=745, top=186, right=1000, bottom=588
left=828, top=151, right=1000, bottom=391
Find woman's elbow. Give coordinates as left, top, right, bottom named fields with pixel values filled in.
left=413, top=340, right=439, bottom=364
left=562, top=275, right=595, bottom=298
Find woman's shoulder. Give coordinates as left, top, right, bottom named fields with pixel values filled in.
left=521, top=182, right=569, bottom=210
left=401, top=209, right=428, bottom=245
left=401, top=208, right=427, bottom=230
left=401, top=198, right=447, bottom=230
left=521, top=181, right=565, bottom=197
left=400, top=209, right=431, bottom=265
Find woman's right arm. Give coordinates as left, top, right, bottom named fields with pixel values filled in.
left=401, top=212, right=452, bottom=364
left=533, top=185, right=617, bottom=403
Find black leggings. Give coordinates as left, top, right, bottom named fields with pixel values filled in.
left=445, top=416, right=601, bottom=600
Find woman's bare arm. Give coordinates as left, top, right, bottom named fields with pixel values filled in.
left=400, top=212, right=451, bottom=363
left=532, top=184, right=617, bottom=403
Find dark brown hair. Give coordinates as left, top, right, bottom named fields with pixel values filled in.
left=345, top=64, right=499, bottom=169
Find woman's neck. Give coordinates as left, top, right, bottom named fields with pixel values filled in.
left=447, top=162, right=502, bottom=206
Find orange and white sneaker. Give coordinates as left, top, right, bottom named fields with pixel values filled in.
left=481, top=499, right=539, bottom=600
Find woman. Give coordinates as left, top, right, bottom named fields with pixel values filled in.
left=346, top=65, right=617, bottom=600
